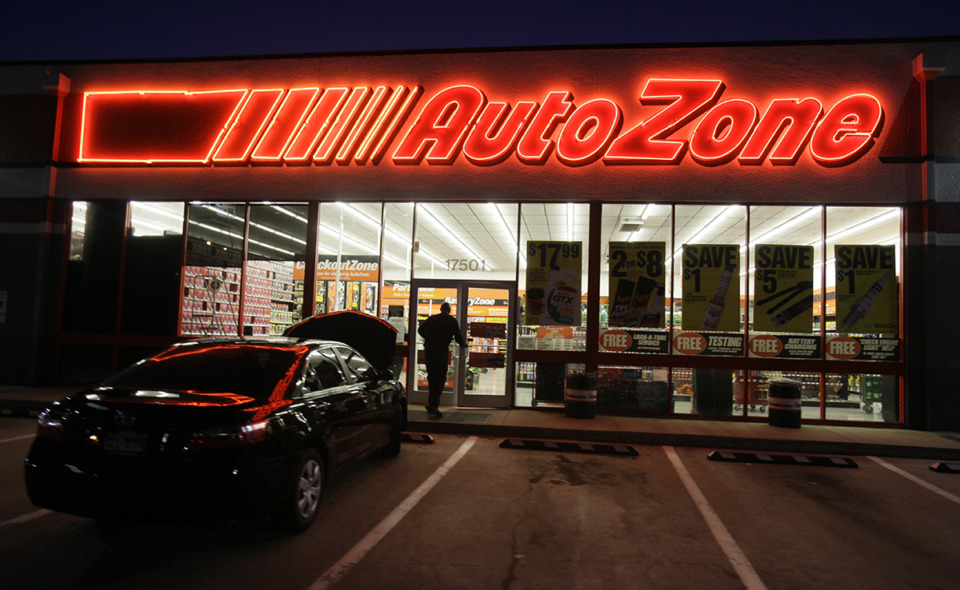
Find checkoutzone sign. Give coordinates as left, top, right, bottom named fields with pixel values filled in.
left=707, top=451, right=858, bottom=468
left=77, top=79, right=883, bottom=167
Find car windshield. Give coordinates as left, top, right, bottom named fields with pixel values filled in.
left=104, top=344, right=301, bottom=400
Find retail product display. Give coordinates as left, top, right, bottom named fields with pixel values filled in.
left=180, top=261, right=296, bottom=337
left=181, top=266, right=241, bottom=336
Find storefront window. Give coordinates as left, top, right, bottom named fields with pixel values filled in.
left=600, top=203, right=671, bottom=353
left=243, top=204, right=307, bottom=335
left=68, top=201, right=87, bottom=261
left=672, top=205, right=746, bottom=415
left=123, top=202, right=185, bottom=335
left=825, top=373, right=899, bottom=422
left=825, top=206, right=901, bottom=423
left=315, top=202, right=383, bottom=316
left=62, top=201, right=126, bottom=334
left=516, top=202, right=589, bottom=407
left=748, top=205, right=822, bottom=336
left=381, top=202, right=415, bottom=342
left=598, top=365, right=671, bottom=412
left=181, top=203, right=246, bottom=336
left=413, top=202, right=519, bottom=280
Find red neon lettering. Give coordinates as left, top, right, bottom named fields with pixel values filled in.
left=75, top=82, right=884, bottom=168
left=283, top=88, right=349, bottom=161
left=516, top=91, right=574, bottom=164
left=392, top=85, right=485, bottom=165
left=689, top=99, right=758, bottom=165
left=355, top=85, right=418, bottom=164
left=809, top=94, right=883, bottom=165
left=78, top=89, right=248, bottom=163
left=250, top=87, right=320, bottom=161
left=336, top=86, right=389, bottom=164
left=556, top=98, right=622, bottom=166
left=463, top=101, right=538, bottom=165
left=605, top=79, right=724, bottom=164
left=738, top=98, right=823, bottom=165
left=367, top=85, right=422, bottom=164
left=213, top=89, right=285, bottom=162
left=314, top=87, right=370, bottom=164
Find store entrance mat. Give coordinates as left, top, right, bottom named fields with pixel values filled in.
left=707, top=451, right=858, bottom=468
left=402, top=433, right=435, bottom=444
left=930, top=462, right=960, bottom=473
left=499, top=439, right=639, bottom=456
left=408, top=410, right=491, bottom=424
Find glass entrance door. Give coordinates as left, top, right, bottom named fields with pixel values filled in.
left=409, top=279, right=516, bottom=409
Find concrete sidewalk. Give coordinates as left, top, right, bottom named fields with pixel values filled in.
left=4, top=385, right=960, bottom=460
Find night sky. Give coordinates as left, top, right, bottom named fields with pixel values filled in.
left=3, top=0, right=960, bottom=62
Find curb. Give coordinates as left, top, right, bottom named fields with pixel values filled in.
left=5, top=399, right=959, bottom=462
left=407, top=420, right=960, bottom=461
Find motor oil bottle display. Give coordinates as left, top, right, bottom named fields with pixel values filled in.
left=525, top=241, right=583, bottom=326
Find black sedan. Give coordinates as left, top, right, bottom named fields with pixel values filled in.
left=24, top=311, right=407, bottom=532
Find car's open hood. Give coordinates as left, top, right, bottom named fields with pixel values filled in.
left=283, top=311, right=398, bottom=372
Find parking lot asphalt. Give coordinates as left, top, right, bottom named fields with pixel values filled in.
left=4, top=385, right=960, bottom=460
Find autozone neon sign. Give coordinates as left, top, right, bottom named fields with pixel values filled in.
left=77, top=79, right=883, bottom=167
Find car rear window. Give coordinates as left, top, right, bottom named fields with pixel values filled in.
left=105, top=345, right=301, bottom=399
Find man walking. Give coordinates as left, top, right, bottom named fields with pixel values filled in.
left=417, top=301, right=466, bottom=418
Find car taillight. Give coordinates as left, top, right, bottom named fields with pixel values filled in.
left=36, top=409, right=68, bottom=442
left=184, top=420, right=270, bottom=451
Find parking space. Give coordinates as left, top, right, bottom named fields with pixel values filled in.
left=2, top=427, right=960, bottom=589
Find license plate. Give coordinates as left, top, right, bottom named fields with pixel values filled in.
left=103, top=431, right=148, bottom=454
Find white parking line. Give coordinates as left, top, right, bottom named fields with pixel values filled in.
left=0, top=509, right=51, bottom=531
left=309, top=435, right=478, bottom=590
left=868, top=456, right=960, bottom=506
left=663, top=446, right=768, bottom=590
left=0, top=434, right=34, bottom=444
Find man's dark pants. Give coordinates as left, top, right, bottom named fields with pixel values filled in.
left=424, top=346, right=449, bottom=409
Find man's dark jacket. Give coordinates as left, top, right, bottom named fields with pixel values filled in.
left=418, top=312, right=466, bottom=350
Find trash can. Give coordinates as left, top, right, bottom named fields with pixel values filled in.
left=565, top=373, right=597, bottom=419
left=767, top=378, right=802, bottom=428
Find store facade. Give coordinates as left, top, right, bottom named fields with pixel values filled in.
left=3, top=39, right=960, bottom=429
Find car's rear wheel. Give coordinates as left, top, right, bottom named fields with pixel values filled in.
left=278, top=449, right=324, bottom=532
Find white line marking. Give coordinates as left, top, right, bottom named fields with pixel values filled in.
left=0, top=434, right=34, bottom=444
left=0, top=509, right=51, bottom=530
left=309, top=436, right=478, bottom=590
left=868, top=456, right=960, bottom=506
left=664, top=446, right=767, bottom=590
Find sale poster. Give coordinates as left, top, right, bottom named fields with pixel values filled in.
left=682, top=244, right=740, bottom=331
left=835, top=245, right=898, bottom=334
left=525, top=241, right=583, bottom=326
left=607, top=242, right=666, bottom=328
left=753, top=244, right=814, bottom=332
